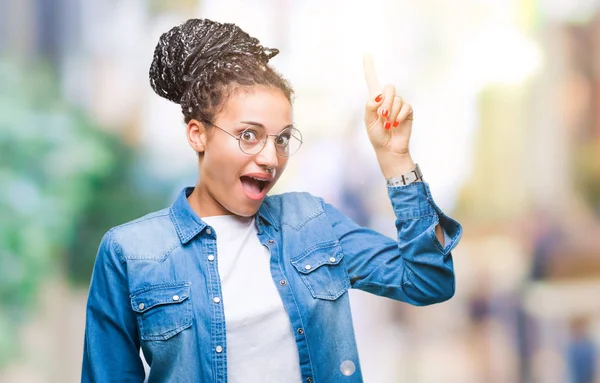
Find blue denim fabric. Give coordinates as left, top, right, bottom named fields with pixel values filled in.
left=82, top=182, right=462, bottom=383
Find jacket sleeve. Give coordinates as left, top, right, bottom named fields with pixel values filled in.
left=81, top=229, right=145, bottom=382
left=321, top=181, right=462, bottom=306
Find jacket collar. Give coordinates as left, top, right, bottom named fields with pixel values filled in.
left=170, top=187, right=278, bottom=244
left=257, top=200, right=278, bottom=231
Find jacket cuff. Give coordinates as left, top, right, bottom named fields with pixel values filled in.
left=388, top=181, right=463, bottom=255
left=387, top=181, right=436, bottom=219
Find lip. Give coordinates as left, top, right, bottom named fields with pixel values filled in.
left=239, top=172, right=274, bottom=201
left=241, top=172, right=275, bottom=181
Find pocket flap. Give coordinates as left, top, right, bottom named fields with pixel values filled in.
left=291, top=241, right=344, bottom=275
left=131, top=282, right=191, bottom=313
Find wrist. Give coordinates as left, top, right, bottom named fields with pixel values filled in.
left=386, top=163, right=423, bottom=186
left=375, top=151, right=415, bottom=179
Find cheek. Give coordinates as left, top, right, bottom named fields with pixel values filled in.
left=277, top=157, right=289, bottom=172
left=203, top=150, right=238, bottom=183
left=208, top=157, right=235, bottom=179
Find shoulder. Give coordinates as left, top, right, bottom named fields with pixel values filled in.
left=102, top=207, right=180, bottom=260
left=265, top=191, right=324, bottom=210
left=263, top=191, right=328, bottom=228
left=111, top=207, right=172, bottom=234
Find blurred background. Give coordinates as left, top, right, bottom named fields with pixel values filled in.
left=1, top=0, right=600, bottom=382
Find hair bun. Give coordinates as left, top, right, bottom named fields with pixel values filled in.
left=149, top=18, right=280, bottom=104
left=149, top=20, right=194, bottom=103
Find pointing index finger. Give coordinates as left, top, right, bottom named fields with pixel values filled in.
left=363, top=53, right=381, bottom=97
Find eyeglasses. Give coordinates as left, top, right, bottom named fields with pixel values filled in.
left=202, top=120, right=303, bottom=157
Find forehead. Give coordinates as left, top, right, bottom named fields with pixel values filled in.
left=216, top=86, right=292, bottom=127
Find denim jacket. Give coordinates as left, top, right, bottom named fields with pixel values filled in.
left=82, top=182, right=462, bottom=383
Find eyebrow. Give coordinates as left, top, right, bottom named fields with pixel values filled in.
left=239, top=121, right=295, bottom=131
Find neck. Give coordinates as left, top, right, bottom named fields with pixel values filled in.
left=187, top=182, right=234, bottom=218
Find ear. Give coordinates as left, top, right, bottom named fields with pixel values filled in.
left=187, top=119, right=208, bottom=153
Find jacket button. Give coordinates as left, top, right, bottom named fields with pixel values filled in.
left=268, top=239, right=274, bottom=244
left=304, top=264, right=311, bottom=270
left=329, top=257, right=336, bottom=263
left=206, top=228, right=212, bottom=235
left=207, top=254, right=215, bottom=261
left=306, top=377, right=312, bottom=383
left=138, top=303, right=145, bottom=310
left=297, top=328, right=304, bottom=335
left=215, top=345, right=223, bottom=353
left=172, top=295, right=180, bottom=301
left=213, top=297, right=221, bottom=303
left=340, top=360, right=356, bottom=376
left=279, top=280, right=287, bottom=286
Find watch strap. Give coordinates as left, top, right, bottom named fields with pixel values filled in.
left=386, top=163, right=423, bottom=186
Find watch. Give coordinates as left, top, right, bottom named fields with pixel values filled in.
left=386, top=163, right=423, bottom=186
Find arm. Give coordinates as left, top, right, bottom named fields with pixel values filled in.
left=332, top=54, right=461, bottom=305
left=81, top=229, right=145, bottom=383
left=374, top=151, right=446, bottom=247
left=323, top=181, right=461, bottom=306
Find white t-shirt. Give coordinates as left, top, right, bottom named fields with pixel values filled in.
left=202, top=215, right=302, bottom=383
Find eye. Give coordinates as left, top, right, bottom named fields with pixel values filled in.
left=240, top=129, right=259, bottom=143
left=275, top=133, right=290, bottom=146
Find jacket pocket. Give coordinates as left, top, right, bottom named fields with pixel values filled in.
left=290, top=241, right=350, bottom=300
left=130, top=282, right=192, bottom=341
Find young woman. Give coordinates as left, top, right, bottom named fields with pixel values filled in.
left=82, top=18, right=462, bottom=383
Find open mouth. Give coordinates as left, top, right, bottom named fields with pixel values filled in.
left=240, top=176, right=270, bottom=200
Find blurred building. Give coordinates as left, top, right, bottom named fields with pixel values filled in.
left=455, top=1, right=600, bottom=382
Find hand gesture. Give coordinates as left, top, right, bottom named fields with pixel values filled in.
left=363, top=54, right=413, bottom=157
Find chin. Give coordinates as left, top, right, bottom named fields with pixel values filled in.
left=228, top=201, right=262, bottom=218
left=232, top=208, right=260, bottom=218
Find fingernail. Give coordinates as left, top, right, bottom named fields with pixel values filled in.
left=381, top=109, right=389, bottom=118
left=375, top=94, right=383, bottom=103
left=393, top=120, right=399, bottom=128
left=384, top=121, right=391, bottom=130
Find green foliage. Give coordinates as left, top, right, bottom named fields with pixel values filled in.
left=575, top=141, right=600, bottom=215
left=0, top=57, right=169, bottom=367
left=65, top=140, right=169, bottom=286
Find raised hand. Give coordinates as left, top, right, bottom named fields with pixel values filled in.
left=363, top=53, right=415, bottom=178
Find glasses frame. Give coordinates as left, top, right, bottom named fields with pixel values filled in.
left=201, top=120, right=303, bottom=157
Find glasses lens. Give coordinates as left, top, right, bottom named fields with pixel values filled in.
left=238, top=126, right=303, bottom=156
left=239, top=127, right=266, bottom=155
left=276, top=127, right=303, bottom=157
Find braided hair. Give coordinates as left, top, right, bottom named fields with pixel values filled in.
left=149, top=18, right=294, bottom=124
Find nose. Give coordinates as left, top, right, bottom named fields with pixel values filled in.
left=255, top=136, right=279, bottom=168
